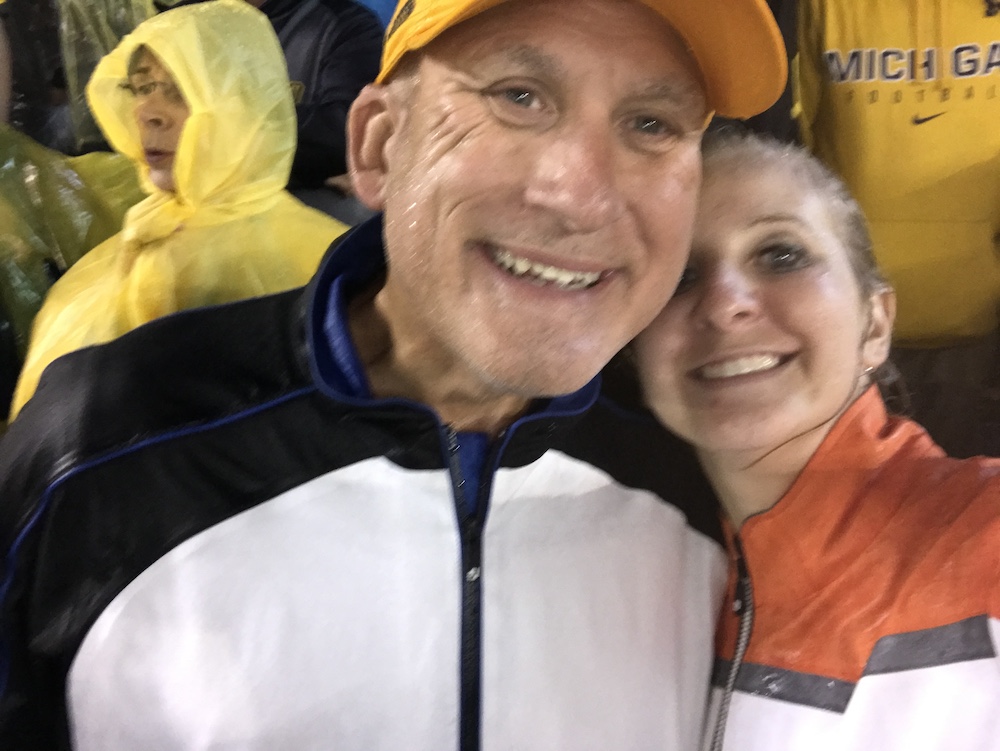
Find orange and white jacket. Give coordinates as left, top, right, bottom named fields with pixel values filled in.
left=705, top=387, right=1000, bottom=751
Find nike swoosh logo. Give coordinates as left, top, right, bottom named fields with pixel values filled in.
left=912, top=112, right=946, bottom=125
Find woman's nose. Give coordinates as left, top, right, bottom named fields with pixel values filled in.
left=694, top=267, right=761, bottom=330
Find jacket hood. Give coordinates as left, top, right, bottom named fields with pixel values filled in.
left=86, top=0, right=296, bottom=245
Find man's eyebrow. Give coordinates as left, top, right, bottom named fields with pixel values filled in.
left=631, top=79, right=706, bottom=109
left=129, top=65, right=152, bottom=77
left=486, top=48, right=705, bottom=109
left=491, top=44, right=563, bottom=80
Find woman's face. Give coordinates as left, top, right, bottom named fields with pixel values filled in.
left=634, top=161, right=893, bottom=457
left=129, top=50, right=189, bottom=192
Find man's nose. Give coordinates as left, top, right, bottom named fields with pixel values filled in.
left=522, top=121, right=625, bottom=232
left=694, top=266, right=761, bottom=330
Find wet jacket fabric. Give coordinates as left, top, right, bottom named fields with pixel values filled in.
left=357, top=0, right=393, bottom=27
left=796, top=0, right=1000, bottom=343
left=9, top=0, right=347, bottom=419
left=0, top=125, right=144, bottom=413
left=0, top=216, right=727, bottom=750
left=705, top=388, right=1000, bottom=751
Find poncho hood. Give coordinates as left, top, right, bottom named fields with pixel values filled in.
left=86, top=0, right=297, bottom=246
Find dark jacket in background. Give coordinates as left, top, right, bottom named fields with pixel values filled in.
left=264, top=0, right=382, bottom=187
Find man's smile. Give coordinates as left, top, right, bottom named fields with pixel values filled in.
left=486, top=244, right=605, bottom=290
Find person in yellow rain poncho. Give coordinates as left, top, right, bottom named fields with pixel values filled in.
left=8, top=0, right=348, bottom=420
left=0, top=125, right=144, bottom=420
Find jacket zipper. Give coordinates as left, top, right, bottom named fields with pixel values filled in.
left=708, top=535, right=754, bottom=751
left=445, top=427, right=503, bottom=751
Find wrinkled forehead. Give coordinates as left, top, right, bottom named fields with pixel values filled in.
left=702, top=153, right=799, bottom=199
left=696, top=160, right=841, bottom=247
left=415, top=0, right=707, bottom=110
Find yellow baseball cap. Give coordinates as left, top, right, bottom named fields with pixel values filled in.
left=377, top=0, right=787, bottom=120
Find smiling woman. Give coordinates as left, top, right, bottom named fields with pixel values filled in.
left=633, top=130, right=1000, bottom=751
left=636, top=130, right=894, bottom=502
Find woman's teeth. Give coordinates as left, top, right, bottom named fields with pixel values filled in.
left=491, top=248, right=602, bottom=290
left=699, top=354, right=782, bottom=380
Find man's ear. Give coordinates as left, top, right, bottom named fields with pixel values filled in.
left=861, top=286, right=896, bottom=371
left=347, top=84, right=399, bottom=211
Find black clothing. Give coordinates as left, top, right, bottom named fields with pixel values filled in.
left=265, top=0, right=382, bottom=186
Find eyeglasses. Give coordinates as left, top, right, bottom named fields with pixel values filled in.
left=119, top=78, right=186, bottom=106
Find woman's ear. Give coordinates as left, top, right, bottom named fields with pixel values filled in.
left=861, top=286, right=896, bottom=371
left=346, top=84, right=399, bottom=211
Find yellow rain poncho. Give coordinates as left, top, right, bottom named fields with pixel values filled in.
left=10, top=0, right=348, bottom=419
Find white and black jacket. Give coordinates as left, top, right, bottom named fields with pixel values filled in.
left=0, top=217, right=726, bottom=751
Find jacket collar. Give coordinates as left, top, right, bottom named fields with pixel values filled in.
left=732, top=387, right=943, bottom=606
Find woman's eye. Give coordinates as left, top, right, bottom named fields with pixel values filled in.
left=758, top=242, right=811, bottom=272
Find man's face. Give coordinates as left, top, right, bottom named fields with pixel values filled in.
left=364, top=0, right=707, bottom=399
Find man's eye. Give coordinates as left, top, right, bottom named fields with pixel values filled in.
left=483, top=83, right=553, bottom=127
left=499, top=88, right=538, bottom=109
left=631, top=115, right=669, bottom=135
left=758, top=243, right=811, bottom=272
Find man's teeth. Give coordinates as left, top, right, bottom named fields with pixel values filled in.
left=492, top=248, right=602, bottom=290
left=699, top=355, right=782, bottom=379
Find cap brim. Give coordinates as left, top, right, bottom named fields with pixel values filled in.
left=379, top=0, right=788, bottom=120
